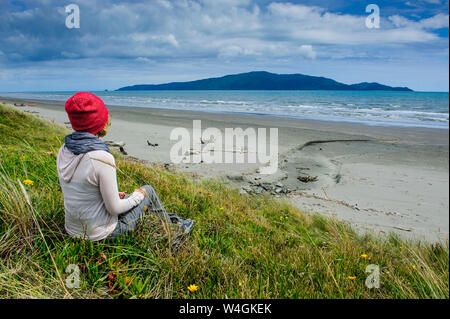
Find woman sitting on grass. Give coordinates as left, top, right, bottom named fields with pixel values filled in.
left=57, top=92, right=193, bottom=241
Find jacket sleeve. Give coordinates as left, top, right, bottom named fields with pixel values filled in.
left=90, top=152, right=144, bottom=216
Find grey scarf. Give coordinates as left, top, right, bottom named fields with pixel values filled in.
left=65, top=131, right=110, bottom=155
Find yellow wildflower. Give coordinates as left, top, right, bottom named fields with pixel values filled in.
left=348, top=276, right=356, bottom=280
left=239, top=282, right=242, bottom=287
left=361, top=254, right=368, bottom=259
left=199, top=189, right=202, bottom=193
left=208, top=194, right=213, bottom=197
left=219, top=207, right=224, bottom=210
left=280, top=216, right=284, bottom=221
left=23, top=179, right=34, bottom=186
left=412, top=265, right=417, bottom=269
left=187, top=284, right=199, bottom=293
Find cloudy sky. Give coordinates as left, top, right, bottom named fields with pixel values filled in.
left=0, top=0, right=448, bottom=92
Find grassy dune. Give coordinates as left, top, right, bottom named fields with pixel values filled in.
left=0, top=103, right=448, bottom=299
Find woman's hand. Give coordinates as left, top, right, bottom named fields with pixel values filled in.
left=134, top=188, right=147, bottom=197
left=118, top=191, right=127, bottom=199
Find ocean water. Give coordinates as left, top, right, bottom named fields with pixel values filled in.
left=2, top=90, right=448, bottom=129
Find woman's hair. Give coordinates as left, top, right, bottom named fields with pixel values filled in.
left=96, top=115, right=111, bottom=138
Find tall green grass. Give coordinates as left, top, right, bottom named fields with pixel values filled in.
left=0, top=103, right=448, bottom=298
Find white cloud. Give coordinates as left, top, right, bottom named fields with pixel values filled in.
left=420, top=13, right=449, bottom=28
left=1, top=0, right=447, bottom=63
left=298, top=45, right=317, bottom=59
left=135, top=57, right=155, bottom=63
left=267, top=2, right=324, bottom=19
left=218, top=45, right=260, bottom=58
left=389, top=13, right=449, bottom=29
left=61, top=51, right=79, bottom=59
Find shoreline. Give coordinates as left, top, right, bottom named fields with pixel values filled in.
left=1, top=96, right=448, bottom=143
left=1, top=92, right=448, bottom=130
left=1, top=96, right=448, bottom=242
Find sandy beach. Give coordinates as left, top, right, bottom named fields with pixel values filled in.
left=1, top=96, right=448, bottom=242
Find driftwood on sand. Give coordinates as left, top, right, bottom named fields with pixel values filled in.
left=119, top=146, right=128, bottom=155
left=393, top=226, right=412, bottom=232
left=14, top=103, right=35, bottom=107
left=147, top=140, right=159, bottom=147
left=105, top=140, right=127, bottom=155
left=105, top=140, right=126, bottom=148
left=297, top=175, right=318, bottom=183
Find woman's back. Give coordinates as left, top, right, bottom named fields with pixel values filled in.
left=57, top=146, right=117, bottom=241
left=56, top=92, right=171, bottom=241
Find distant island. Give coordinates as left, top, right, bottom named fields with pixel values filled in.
left=117, top=71, right=413, bottom=91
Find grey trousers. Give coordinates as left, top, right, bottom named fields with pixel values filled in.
left=109, top=185, right=169, bottom=238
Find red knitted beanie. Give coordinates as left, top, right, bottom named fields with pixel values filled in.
left=65, top=92, right=109, bottom=135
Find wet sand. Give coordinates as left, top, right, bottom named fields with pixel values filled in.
left=1, top=96, right=448, bottom=242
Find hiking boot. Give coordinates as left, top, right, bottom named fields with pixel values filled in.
left=167, top=213, right=194, bottom=234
